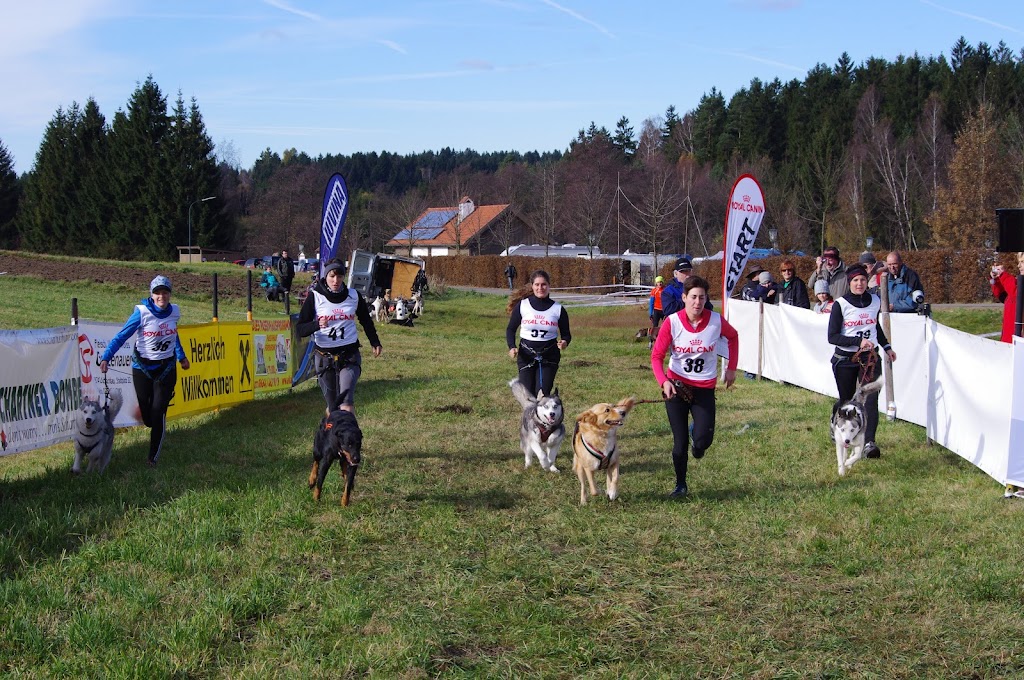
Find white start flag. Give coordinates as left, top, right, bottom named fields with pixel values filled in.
left=721, top=174, right=767, bottom=312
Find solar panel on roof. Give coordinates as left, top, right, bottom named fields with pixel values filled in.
left=414, top=209, right=457, bottom=230
left=393, top=225, right=444, bottom=241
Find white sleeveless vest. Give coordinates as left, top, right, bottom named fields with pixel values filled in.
left=312, top=289, right=359, bottom=349
left=519, top=298, right=562, bottom=342
left=667, top=311, right=722, bottom=383
left=134, top=303, right=181, bottom=361
left=834, top=295, right=881, bottom=347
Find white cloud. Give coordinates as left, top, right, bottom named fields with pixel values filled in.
left=537, top=0, right=615, bottom=39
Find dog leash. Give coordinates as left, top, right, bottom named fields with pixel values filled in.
left=852, top=347, right=879, bottom=384
left=102, top=372, right=110, bottom=416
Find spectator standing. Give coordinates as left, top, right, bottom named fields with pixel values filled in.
left=504, top=261, right=518, bottom=291
left=991, top=254, right=1024, bottom=343
left=828, top=264, right=897, bottom=459
left=277, top=249, right=296, bottom=294
left=858, top=252, right=883, bottom=294
left=651, top=275, right=739, bottom=498
left=739, top=265, right=765, bottom=301
left=661, top=257, right=693, bottom=317
left=778, top=260, right=810, bottom=308
left=296, top=258, right=383, bottom=415
left=812, top=279, right=834, bottom=314
left=648, top=276, right=666, bottom=349
left=99, top=276, right=190, bottom=467
left=885, top=251, right=924, bottom=313
left=751, top=271, right=778, bottom=304
left=808, top=246, right=850, bottom=301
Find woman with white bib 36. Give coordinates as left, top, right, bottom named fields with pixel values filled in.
left=297, top=258, right=382, bottom=415
left=828, top=263, right=897, bottom=459
left=651, top=275, right=738, bottom=499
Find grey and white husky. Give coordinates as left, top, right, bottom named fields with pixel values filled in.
left=72, top=389, right=123, bottom=475
left=832, top=374, right=883, bottom=476
left=509, top=378, right=565, bottom=472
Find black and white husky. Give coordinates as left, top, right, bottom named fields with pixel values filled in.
left=832, top=374, right=884, bottom=476
left=72, top=389, right=123, bottom=475
left=509, top=378, right=565, bottom=472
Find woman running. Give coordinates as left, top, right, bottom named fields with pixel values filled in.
left=506, top=270, right=571, bottom=397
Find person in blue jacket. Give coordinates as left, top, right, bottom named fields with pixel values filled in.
left=99, top=276, right=190, bottom=467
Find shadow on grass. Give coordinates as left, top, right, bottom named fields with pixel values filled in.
left=0, top=388, right=330, bottom=578
left=404, top=487, right=518, bottom=510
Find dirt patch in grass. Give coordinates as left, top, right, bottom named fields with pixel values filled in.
left=434, top=404, right=473, bottom=414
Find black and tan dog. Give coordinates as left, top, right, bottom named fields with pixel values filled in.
left=571, top=396, right=637, bottom=505
left=309, top=409, right=363, bottom=506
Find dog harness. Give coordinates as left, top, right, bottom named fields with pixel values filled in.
left=574, top=422, right=615, bottom=471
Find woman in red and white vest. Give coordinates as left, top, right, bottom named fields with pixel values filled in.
left=651, top=275, right=738, bottom=499
left=505, top=270, right=571, bottom=397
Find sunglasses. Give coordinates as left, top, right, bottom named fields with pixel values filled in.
left=781, top=268, right=794, bottom=273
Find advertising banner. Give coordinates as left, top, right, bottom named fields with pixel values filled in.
left=721, top=174, right=767, bottom=312
left=253, top=318, right=294, bottom=394
left=0, top=326, right=79, bottom=455
left=319, top=172, right=349, bottom=278
left=77, top=321, right=144, bottom=427
left=169, top=322, right=255, bottom=418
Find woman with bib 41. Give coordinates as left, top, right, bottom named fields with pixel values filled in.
left=506, top=270, right=571, bottom=397
left=297, top=258, right=382, bottom=416
left=651, top=275, right=738, bottom=498
left=827, top=263, right=897, bottom=459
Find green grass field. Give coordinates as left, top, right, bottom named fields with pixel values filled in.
left=0, top=276, right=1021, bottom=677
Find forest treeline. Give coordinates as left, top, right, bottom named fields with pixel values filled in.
left=1, top=37, right=1023, bottom=261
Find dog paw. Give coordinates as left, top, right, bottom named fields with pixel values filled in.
left=838, top=466, right=847, bottom=477
left=547, top=465, right=560, bottom=473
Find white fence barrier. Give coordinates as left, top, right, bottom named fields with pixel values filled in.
left=726, top=300, right=1021, bottom=487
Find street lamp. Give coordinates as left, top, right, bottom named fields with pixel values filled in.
left=768, top=227, right=779, bottom=253
left=866, top=236, right=874, bottom=250
left=188, top=196, right=216, bottom=263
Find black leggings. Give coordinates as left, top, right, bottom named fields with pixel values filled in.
left=664, top=386, right=716, bottom=486
left=831, top=350, right=882, bottom=444
left=132, top=363, right=177, bottom=463
left=517, top=344, right=560, bottom=397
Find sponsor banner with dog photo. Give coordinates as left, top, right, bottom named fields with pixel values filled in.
left=253, top=318, right=293, bottom=394
left=169, top=322, right=255, bottom=418
left=77, top=321, right=145, bottom=428
left=0, top=326, right=79, bottom=455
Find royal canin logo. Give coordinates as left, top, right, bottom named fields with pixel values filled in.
left=859, top=313, right=870, bottom=319
left=742, top=194, right=750, bottom=202
left=689, top=338, right=703, bottom=346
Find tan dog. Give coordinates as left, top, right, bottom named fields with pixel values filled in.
left=571, top=396, right=637, bottom=505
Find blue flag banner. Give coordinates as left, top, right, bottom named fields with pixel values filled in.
left=319, top=173, right=349, bottom=278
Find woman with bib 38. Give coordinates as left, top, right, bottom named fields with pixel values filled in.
left=651, top=275, right=738, bottom=498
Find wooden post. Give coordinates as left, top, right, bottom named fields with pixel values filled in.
left=757, top=300, right=764, bottom=381
left=878, top=271, right=896, bottom=421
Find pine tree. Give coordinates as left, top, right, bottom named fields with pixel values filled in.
left=612, top=116, right=637, bottom=161
left=0, top=138, right=18, bottom=248
left=107, top=75, right=173, bottom=259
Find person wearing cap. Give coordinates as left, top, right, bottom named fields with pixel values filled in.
left=506, top=269, right=571, bottom=397
left=828, top=264, right=898, bottom=459
left=660, top=257, right=694, bottom=318
left=812, top=278, right=834, bottom=314
left=648, top=276, right=666, bottom=348
left=858, top=252, right=883, bottom=294
left=884, top=251, right=924, bottom=313
left=99, top=275, right=190, bottom=467
left=779, top=260, right=810, bottom=309
left=738, top=264, right=766, bottom=302
left=750, top=271, right=778, bottom=304
left=808, top=246, right=850, bottom=301
left=296, top=257, right=383, bottom=416
left=652, top=275, right=739, bottom=498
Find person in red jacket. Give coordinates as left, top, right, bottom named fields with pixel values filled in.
left=990, top=254, right=1024, bottom=342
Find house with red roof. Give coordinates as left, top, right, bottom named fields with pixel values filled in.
left=386, top=197, right=532, bottom=257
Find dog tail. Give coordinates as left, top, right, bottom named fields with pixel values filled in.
left=104, top=388, right=124, bottom=422
left=508, top=379, right=535, bottom=408
left=853, top=373, right=884, bottom=401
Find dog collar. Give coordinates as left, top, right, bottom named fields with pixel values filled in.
left=538, top=424, right=557, bottom=443
left=76, top=432, right=100, bottom=454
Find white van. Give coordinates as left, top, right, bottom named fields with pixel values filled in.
left=347, top=250, right=425, bottom=300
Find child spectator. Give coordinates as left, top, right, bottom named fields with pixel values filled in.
left=812, top=278, right=834, bottom=314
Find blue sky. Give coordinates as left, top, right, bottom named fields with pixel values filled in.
left=3, top=0, right=1023, bottom=175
